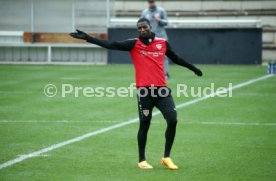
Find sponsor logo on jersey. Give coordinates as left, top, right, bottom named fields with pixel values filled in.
left=139, top=50, right=163, bottom=56
left=156, top=44, right=162, bottom=50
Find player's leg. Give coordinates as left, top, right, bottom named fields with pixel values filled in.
left=137, top=88, right=154, bottom=168
left=156, top=88, right=178, bottom=169
left=157, top=94, right=177, bottom=158
left=137, top=107, right=152, bottom=162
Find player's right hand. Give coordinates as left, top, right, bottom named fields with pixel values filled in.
left=194, top=68, right=203, bottom=76
left=70, top=29, right=88, bottom=40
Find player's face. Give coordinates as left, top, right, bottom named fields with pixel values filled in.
left=137, top=22, right=151, bottom=38
left=148, top=2, right=156, bottom=9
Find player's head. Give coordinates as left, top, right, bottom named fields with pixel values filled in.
left=147, top=0, right=156, bottom=9
left=137, top=18, right=151, bottom=38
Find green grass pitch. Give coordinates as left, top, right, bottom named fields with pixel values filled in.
left=0, top=64, right=275, bottom=181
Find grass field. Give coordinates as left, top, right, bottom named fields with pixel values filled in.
left=0, top=64, right=275, bottom=181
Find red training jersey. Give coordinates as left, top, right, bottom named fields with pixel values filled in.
left=129, top=37, right=167, bottom=87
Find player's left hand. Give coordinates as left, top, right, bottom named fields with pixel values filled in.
left=194, top=68, right=203, bottom=76
left=70, top=29, right=88, bottom=40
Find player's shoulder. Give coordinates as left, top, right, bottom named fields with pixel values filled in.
left=124, top=38, right=138, bottom=46
left=124, top=38, right=138, bottom=42
left=156, top=6, right=166, bottom=12
left=127, top=38, right=138, bottom=41
left=142, top=8, right=149, bottom=14
left=154, top=37, right=167, bottom=42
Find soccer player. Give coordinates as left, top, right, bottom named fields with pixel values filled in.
left=141, top=0, right=170, bottom=79
left=70, top=18, right=202, bottom=170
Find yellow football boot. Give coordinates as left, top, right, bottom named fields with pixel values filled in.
left=137, top=161, right=153, bottom=169
left=161, top=157, right=178, bottom=170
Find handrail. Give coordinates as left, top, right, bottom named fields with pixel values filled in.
left=109, top=18, right=262, bottom=28
left=0, top=31, right=24, bottom=36
left=0, top=43, right=102, bottom=63
left=0, top=43, right=101, bottom=48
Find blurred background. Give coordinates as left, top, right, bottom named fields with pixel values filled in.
left=0, top=0, right=275, bottom=64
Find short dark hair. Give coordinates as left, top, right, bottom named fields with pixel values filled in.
left=148, top=0, right=155, bottom=3
left=137, top=18, right=150, bottom=26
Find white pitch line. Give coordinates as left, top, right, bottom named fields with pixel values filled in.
left=184, top=122, right=276, bottom=126
left=0, top=74, right=274, bottom=170
left=17, top=154, right=50, bottom=158
left=0, top=120, right=275, bottom=126
left=176, top=74, right=274, bottom=109
left=0, top=120, right=70, bottom=123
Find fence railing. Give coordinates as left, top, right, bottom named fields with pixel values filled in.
left=0, top=43, right=107, bottom=64
left=109, top=18, right=262, bottom=28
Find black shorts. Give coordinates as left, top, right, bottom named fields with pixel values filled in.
left=137, top=87, right=176, bottom=121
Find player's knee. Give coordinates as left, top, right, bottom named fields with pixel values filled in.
left=164, top=111, right=177, bottom=125
left=139, top=115, right=152, bottom=132
left=141, top=115, right=152, bottom=123
left=139, top=109, right=152, bottom=122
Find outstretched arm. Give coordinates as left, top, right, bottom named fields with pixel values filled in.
left=165, top=42, right=203, bottom=76
left=70, top=29, right=136, bottom=51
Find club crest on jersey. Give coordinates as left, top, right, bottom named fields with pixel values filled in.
left=156, top=44, right=162, bottom=50
left=143, top=110, right=149, bottom=117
